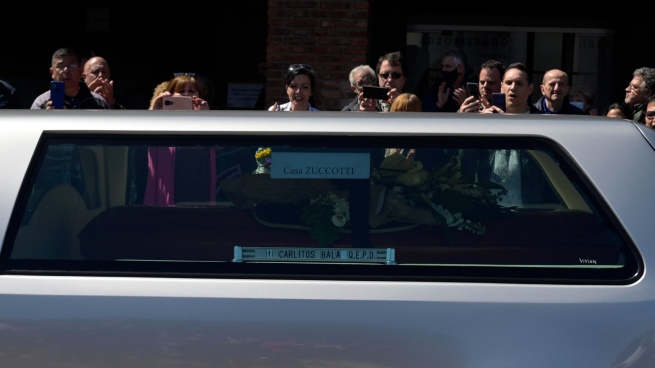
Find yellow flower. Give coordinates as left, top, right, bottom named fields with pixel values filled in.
left=255, top=147, right=272, bottom=160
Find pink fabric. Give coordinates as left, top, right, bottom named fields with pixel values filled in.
left=144, top=147, right=176, bottom=205
left=144, top=147, right=217, bottom=206
left=208, top=147, right=217, bottom=202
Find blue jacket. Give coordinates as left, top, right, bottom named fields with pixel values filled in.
left=533, top=96, right=585, bottom=115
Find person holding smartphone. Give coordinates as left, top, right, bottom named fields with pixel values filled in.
left=145, top=73, right=213, bottom=206
left=31, top=47, right=109, bottom=110
left=342, top=65, right=376, bottom=111
left=480, top=62, right=540, bottom=115
left=359, top=51, right=407, bottom=112
left=149, top=73, right=209, bottom=110
left=459, top=60, right=506, bottom=113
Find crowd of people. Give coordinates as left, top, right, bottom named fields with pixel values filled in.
left=336, top=49, right=655, bottom=128
left=2, top=47, right=655, bottom=129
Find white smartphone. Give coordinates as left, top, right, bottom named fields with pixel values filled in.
left=163, top=95, right=193, bottom=110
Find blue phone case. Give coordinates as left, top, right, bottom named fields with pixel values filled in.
left=50, top=81, right=65, bottom=109
left=492, top=93, right=506, bottom=112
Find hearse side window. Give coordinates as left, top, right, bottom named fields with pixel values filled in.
left=2, top=136, right=638, bottom=284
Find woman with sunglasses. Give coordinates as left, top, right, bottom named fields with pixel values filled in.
left=149, top=74, right=209, bottom=110
left=268, top=64, right=320, bottom=111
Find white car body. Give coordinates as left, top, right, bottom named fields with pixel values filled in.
left=0, top=110, right=653, bottom=368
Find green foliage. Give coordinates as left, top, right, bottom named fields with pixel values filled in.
left=301, top=194, right=349, bottom=246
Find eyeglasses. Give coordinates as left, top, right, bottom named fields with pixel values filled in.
left=646, top=112, right=655, bottom=120
left=54, top=64, right=79, bottom=71
left=379, top=72, right=402, bottom=80
left=288, top=64, right=314, bottom=73
left=173, top=72, right=195, bottom=77
left=628, top=83, right=645, bottom=91
left=355, top=78, right=374, bottom=88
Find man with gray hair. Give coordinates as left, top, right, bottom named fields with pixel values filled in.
left=342, top=64, right=376, bottom=111
left=625, top=67, right=655, bottom=124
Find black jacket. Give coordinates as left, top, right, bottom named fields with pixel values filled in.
left=36, top=81, right=109, bottom=109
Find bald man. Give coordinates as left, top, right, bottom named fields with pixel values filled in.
left=83, top=56, right=125, bottom=109
left=533, top=69, right=584, bottom=114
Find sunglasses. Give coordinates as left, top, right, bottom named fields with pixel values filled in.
left=288, top=64, right=314, bottom=73
left=173, top=72, right=195, bottom=77
left=379, top=72, right=402, bottom=80
left=646, top=112, right=655, bottom=119
left=54, top=64, right=79, bottom=71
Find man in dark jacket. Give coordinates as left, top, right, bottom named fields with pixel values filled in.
left=533, top=69, right=584, bottom=115
left=624, top=67, right=655, bottom=124
left=422, top=48, right=475, bottom=112
left=83, top=56, right=126, bottom=109
left=30, top=47, right=109, bottom=110
left=341, top=64, right=376, bottom=111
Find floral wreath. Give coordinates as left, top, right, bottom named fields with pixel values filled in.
left=301, top=193, right=350, bottom=246
left=371, top=152, right=511, bottom=244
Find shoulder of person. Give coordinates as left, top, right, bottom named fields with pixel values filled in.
left=89, top=92, right=110, bottom=109
left=529, top=105, right=542, bottom=114
left=111, top=101, right=127, bottom=110
left=30, top=90, right=51, bottom=109
left=0, top=80, right=16, bottom=93
left=564, top=103, right=586, bottom=115
left=533, top=96, right=546, bottom=111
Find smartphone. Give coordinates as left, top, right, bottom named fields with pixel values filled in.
left=163, top=95, right=193, bottom=110
left=466, top=82, right=479, bottom=99
left=363, top=85, right=389, bottom=100
left=50, top=81, right=65, bottom=109
left=492, top=93, right=506, bottom=112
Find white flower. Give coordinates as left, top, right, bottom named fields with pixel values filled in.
left=332, top=197, right=350, bottom=221
left=332, top=214, right=347, bottom=227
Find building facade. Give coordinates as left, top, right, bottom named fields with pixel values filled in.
left=4, top=1, right=651, bottom=112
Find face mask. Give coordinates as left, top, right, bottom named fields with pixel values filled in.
left=441, top=69, right=459, bottom=86
left=570, top=101, right=585, bottom=110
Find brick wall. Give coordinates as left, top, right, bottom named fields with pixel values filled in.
left=265, top=0, right=370, bottom=111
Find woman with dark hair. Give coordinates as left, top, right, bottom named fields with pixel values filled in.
left=268, top=64, right=319, bottom=111
left=605, top=101, right=633, bottom=120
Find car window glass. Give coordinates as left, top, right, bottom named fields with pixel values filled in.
left=2, top=135, right=638, bottom=284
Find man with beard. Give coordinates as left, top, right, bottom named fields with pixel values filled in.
left=624, top=67, right=655, bottom=124
left=422, top=48, right=472, bottom=112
